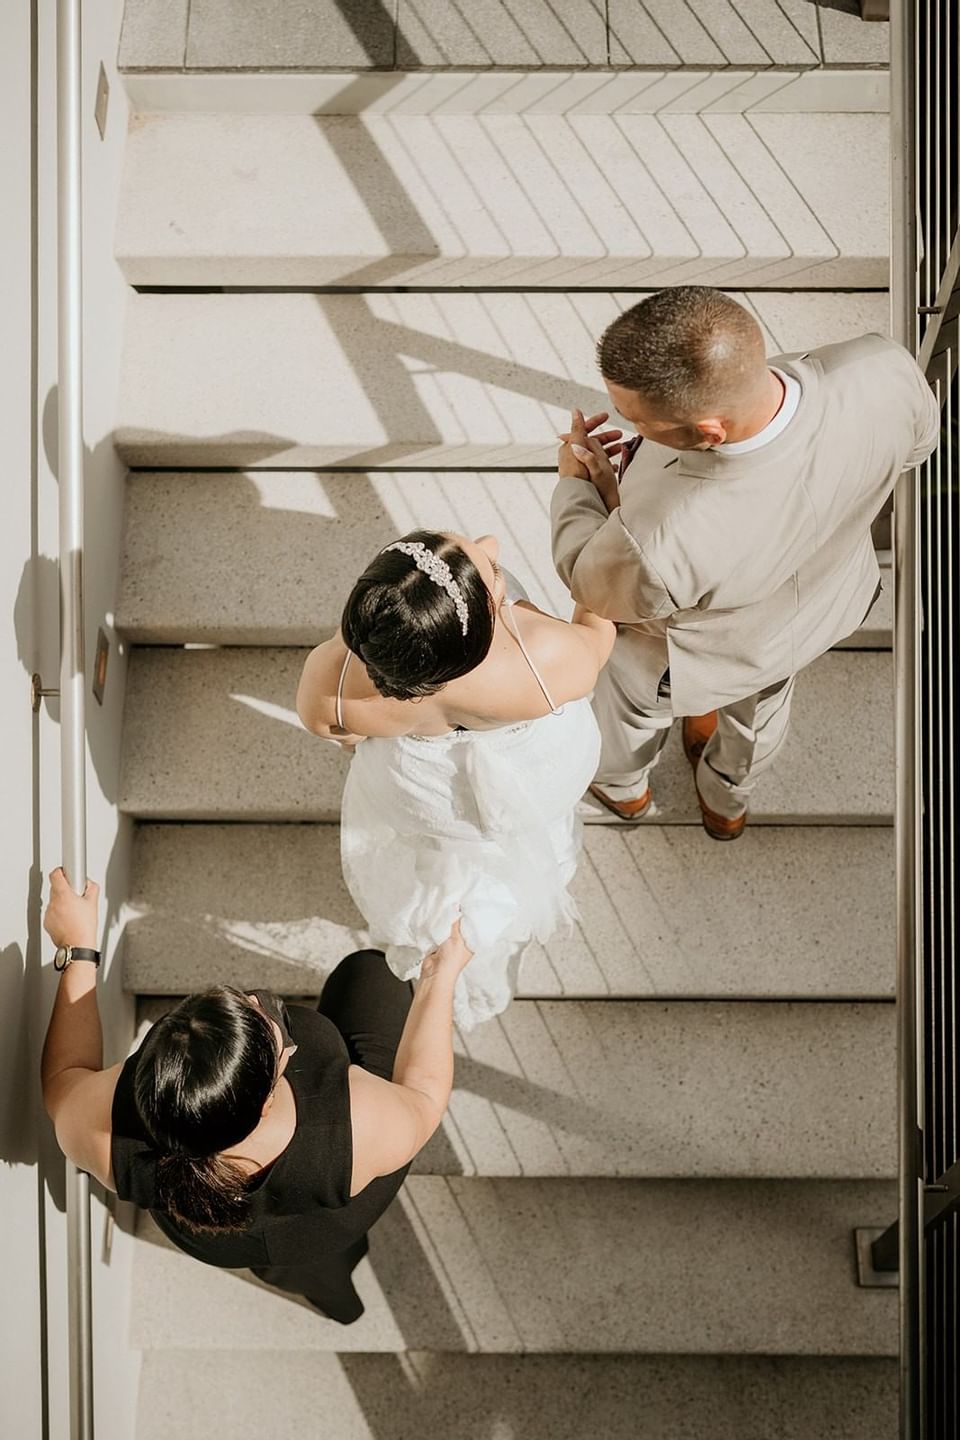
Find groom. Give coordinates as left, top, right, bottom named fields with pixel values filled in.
left=552, top=285, right=939, bottom=839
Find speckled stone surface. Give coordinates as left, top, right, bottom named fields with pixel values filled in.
left=118, top=647, right=893, bottom=821
left=116, top=471, right=572, bottom=644
left=186, top=0, right=396, bottom=69
left=118, top=0, right=189, bottom=69
left=130, top=1177, right=898, bottom=1353
left=819, top=4, right=889, bottom=65
left=116, top=472, right=891, bottom=647
left=430, top=999, right=896, bottom=1179
left=116, top=0, right=886, bottom=74
left=131, top=994, right=895, bottom=1178
left=133, top=1351, right=899, bottom=1440
left=115, top=114, right=889, bottom=289
left=395, top=0, right=607, bottom=67
left=115, top=290, right=890, bottom=468
left=609, top=0, right=820, bottom=68
left=125, top=822, right=895, bottom=999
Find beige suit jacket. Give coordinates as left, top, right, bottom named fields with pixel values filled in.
left=552, top=334, right=940, bottom=715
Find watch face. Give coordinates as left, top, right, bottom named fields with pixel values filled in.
left=54, top=946, right=69, bottom=970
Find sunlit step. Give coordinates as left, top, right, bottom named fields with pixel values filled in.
left=133, top=1350, right=897, bottom=1439
left=125, top=822, right=894, bottom=1000
left=130, top=1178, right=897, bottom=1354
left=114, top=291, right=889, bottom=469
left=118, top=647, right=893, bottom=823
left=116, top=108, right=888, bottom=288
left=116, top=469, right=892, bottom=647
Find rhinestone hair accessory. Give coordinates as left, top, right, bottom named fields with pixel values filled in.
left=384, top=541, right=470, bottom=636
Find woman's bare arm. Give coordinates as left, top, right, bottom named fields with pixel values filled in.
left=41, top=871, right=118, bottom=1188
left=347, top=922, right=473, bottom=1192
left=296, top=640, right=365, bottom=747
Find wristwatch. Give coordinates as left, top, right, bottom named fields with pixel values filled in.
left=53, top=945, right=101, bottom=971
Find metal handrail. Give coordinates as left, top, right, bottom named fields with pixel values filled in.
left=889, top=1, right=924, bottom=1435
left=57, top=1, right=94, bottom=1436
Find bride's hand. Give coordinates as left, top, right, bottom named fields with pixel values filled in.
left=558, top=409, right=623, bottom=480
left=421, top=918, right=474, bottom=978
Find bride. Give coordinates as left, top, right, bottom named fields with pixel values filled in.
left=297, top=528, right=615, bottom=1029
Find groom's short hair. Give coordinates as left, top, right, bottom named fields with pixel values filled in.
left=597, top=287, right=767, bottom=419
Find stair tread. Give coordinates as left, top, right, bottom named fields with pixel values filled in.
left=132, top=996, right=894, bottom=1179
left=115, top=291, right=889, bottom=468
left=116, top=111, right=888, bottom=287
left=126, top=822, right=894, bottom=999
left=130, top=1177, right=898, bottom=1354
left=116, top=469, right=891, bottom=647
left=133, top=1351, right=898, bottom=1440
left=118, top=648, right=893, bottom=822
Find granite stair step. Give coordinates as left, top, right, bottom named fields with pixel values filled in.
left=115, top=468, right=892, bottom=648
left=116, top=2, right=887, bottom=74
left=131, top=1350, right=898, bottom=1440
left=132, top=995, right=894, bottom=1180
left=117, top=647, right=893, bottom=822
left=114, top=291, right=889, bottom=469
left=125, top=821, right=894, bottom=999
left=129, top=1177, right=898, bottom=1354
left=115, top=107, right=888, bottom=288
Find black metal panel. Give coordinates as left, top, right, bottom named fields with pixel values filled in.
left=917, top=0, right=960, bottom=1431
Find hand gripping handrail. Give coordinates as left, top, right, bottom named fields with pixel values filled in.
left=57, top=2, right=94, bottom=1436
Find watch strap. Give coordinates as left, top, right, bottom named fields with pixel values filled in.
left=54, top=945, right=102, bottom=970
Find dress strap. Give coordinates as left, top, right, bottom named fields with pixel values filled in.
left=336, top=649, right=352, bottom=731
left=500, top=603, right=563, bottom=717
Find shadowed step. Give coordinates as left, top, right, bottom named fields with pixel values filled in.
left=125, top=822, right=894, bottom=999
left=134, top=992, right=894, bottom=1179
left=115, top=469, right=892, bottom=648
left=130, top=1177, right=898, bottom=1354
left=118, top=646, right=893, bottom=822
left=132, top=1351, right=898, bottom=1440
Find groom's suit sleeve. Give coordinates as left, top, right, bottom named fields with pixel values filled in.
left=551, top=475, right=677, bottom=625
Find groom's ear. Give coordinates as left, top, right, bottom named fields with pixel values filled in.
left=694, top=417, right=726, bottom=447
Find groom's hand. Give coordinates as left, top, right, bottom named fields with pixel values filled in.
left=558, top=409, right=622, bottom=513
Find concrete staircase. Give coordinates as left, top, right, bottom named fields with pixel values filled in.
left=113, top=4, right=898, bottom=1435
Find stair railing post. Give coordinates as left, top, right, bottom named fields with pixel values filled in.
left=56, top=1, right=94, bottom=1437
left=889, top=1, right=924, bottom=1436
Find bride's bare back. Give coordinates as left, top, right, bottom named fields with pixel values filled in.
left=296, top=531, right=614, bottom=744
left=298, top=597, right=614, bottom=744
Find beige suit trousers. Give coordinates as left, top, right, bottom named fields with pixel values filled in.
left=593, top=648, right=796, bottom=820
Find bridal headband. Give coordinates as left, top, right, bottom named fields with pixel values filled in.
left=384, top=541, right=470, bottom=636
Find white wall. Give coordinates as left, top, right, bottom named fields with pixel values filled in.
left=1, top=2, right=140, bottom=1435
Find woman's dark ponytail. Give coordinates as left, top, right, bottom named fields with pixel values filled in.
left=154, top=1150, right=252, bottom=1234
left=134, top=986, right=280, bottom=1234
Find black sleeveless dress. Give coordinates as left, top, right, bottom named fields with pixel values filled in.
left=111, top=985, right=411, bottom=1324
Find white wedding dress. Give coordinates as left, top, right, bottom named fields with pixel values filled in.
left=338, top=600, right=601, bottom=1030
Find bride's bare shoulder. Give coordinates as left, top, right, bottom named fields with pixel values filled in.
left=296, top=636, right=346, bottom=730
left=506, top=605, right=603, bottom=705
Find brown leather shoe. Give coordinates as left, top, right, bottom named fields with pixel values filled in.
left=588, top=782, right=652, bottom=821
left=682, top=711, right=718, bottom=767
left=695, top=788, right=747, bottom=841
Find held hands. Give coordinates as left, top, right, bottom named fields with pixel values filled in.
left=420, top=917, right=475, bottom=980
left=557, top=409, right=623, bottom=513
left=43, top=868, right=100, bottom=950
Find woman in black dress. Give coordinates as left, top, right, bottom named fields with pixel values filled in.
left=40, top=868, right=472, bottom=1323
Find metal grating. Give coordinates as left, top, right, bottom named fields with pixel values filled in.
left=917, top=0, right=960, bottom=1433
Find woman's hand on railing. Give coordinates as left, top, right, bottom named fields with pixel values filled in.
left=43, top=868, right=99, bottom=949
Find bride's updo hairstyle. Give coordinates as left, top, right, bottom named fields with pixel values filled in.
left=134, top=987, right=279, bottom=1234
left=341, top=529, right=496, bottom=701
